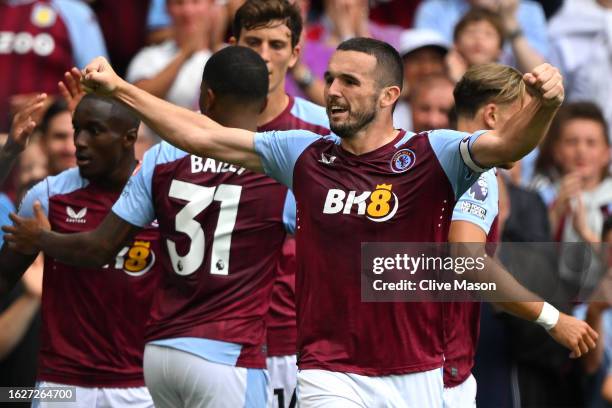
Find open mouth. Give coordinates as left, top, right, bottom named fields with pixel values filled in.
left=76, top=153, right=92, bottom=166
left=329, top=105, right=349, bottom=117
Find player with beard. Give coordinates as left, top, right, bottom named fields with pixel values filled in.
left=0, top=95, right=159, bottom=408
left=18, top=37, right=599, bottom=405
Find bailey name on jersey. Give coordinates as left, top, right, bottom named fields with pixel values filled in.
left=191, top=156, right=247, bottom=175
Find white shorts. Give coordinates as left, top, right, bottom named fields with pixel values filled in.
left=143, top=343, right=269, bottom=408
left=267, top=355, right=297, bottom=407
left=297, top=367, right=443, bottom=407
left=443, top=374, right=477, bottom=408
left=32, top=381, right=153, bottom=408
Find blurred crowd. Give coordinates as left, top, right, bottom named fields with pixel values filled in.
left=1, top=0, right=612, bottom=407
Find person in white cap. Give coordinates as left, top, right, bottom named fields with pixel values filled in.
left=394, top=28, right=450, bottom=131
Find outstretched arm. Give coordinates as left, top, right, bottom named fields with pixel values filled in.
left=450, top=220, right=598, bottom=358
left=3, top=203, right=139, bottom=268
left=471, top=63, right=563, bottom=168
left=80, top=57, right=263, bottom=172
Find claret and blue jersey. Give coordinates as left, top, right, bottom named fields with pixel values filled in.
left=17, top=167, right=160, bottom=387
left=112, top=141, right=296, bottom=368
left=254, top=127, right=488, bottom=375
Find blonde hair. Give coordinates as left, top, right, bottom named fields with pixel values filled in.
left=453, top=63, right=528, bottom=118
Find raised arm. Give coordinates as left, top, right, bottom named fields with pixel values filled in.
left=0, top=94, right=47, bottom=186
left=3, top=203, right=139, bottom=269
left=471, top=63, right=563, bottom=168
left=80, top=57, right=263, bottom=173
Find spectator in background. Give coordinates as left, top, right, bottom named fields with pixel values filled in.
left=409, top=74, right=455, bottom=133
left=414, top=0, right=548, bottom=72
left=531, top=102, right=612, bottom=243
left=285, top=0, right=402, bottom=105
left=446, top=8, right=505, bottom=82
left=393, top=29, right=450, bottom=130
left=0, top=0, right=108, bottom=132
left=146, top=0, right=231, bottom=50
left=126, top=0, right=213, bottom=109
left=548, top=0, right=612, bottom=141
left=39, top=99, right=75, bottom=176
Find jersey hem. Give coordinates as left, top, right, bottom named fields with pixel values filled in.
left=38, top=373, right=145, bottom=388
left=297, top=359, right=444, bottom=377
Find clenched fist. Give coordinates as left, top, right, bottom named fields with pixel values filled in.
left=523, top=63, right=565, bottom=108
left=80, top=57, right=123, bottom=97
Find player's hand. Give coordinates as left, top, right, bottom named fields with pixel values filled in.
left=2, top=201, right=50, bottom=255
left=59, top=68, right=86, bottom=113
left=523, top=63, right=564, bottom=108
left=81, top=57, right=122, bottom=96
left=548, top=312, right=598, bottom=358
left=5, top=93, right=47, bottom=153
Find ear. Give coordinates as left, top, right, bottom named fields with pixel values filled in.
left=229, top=36, right=237, bottom=45
left=204, top=88, right=216, bottom=114
left=288, top=43, right=301, bottom=70
left=379, top=85, right=401, bottom=110
left=482, top=103, right=498, bottom=129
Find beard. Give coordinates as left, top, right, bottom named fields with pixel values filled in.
left=330, top=107, right=377, bottom=139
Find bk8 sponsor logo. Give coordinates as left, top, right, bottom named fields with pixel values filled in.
left=104, top=240, right=156, bottom=276
left=323, top=184, right=399, bottom=222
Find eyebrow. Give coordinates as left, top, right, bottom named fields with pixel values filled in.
left=324, top=71, right=361, bottom=84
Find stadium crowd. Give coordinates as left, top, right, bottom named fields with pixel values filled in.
left=0, top=0, right=611, bottom=407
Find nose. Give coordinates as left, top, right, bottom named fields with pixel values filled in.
left=259, top=43, right=271, bottom=63
left=327, top=78, right=342, bottom=98
left=74, top=130, right=89, bottom=150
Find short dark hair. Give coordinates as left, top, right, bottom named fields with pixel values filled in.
left=337, top=37, right=403, bottom=90
left=232, top=0, right=302, bottom=48
left=76, top=95, right=140, bottom=133
left=454, top=8, right=505, bottom=49
left=202, top=46, right=268, bottom=105
left=40, top=98, right=69, bottom=135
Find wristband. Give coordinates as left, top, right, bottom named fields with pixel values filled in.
left=535, top=302, right=560, bottom=331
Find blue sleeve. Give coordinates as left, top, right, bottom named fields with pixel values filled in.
left=428, top=129, right=489, bottom=200
left=253, top=130, right=322, bottom=189
left=518, top=2, right=550, bottom=58
left=0, top=194, right=15, bottom=247
left=282, top=190, right=296, bottom=235
left=17, top=180, right=50, bottom=218
left=146, top=0, right=171, bottom=30
left=112, top=144, right=160, bottom=227
left=452, top=170, right=498, bottom=234
left=54, top=0, right=109, bottom=68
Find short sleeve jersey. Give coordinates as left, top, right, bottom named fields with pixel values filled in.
left=112, top=142, right=291, bottom=368
left=255, top=128, right=486, bottom=375
left=18, top=167, right=160, bottom=387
